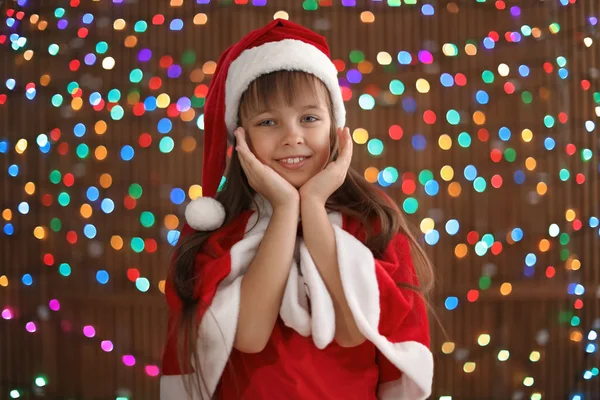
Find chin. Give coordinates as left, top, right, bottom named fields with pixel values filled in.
left=286, top=176, right=308, bottom=189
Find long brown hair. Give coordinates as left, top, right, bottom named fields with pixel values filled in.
left=169, top=71, right=435, bottom=398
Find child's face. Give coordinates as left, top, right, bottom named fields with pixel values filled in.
left=242, top=86, right=332, bottom=189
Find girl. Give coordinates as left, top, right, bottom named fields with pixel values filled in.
left=161, top=19, right=434, bottom=400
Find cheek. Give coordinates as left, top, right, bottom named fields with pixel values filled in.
left=312, top=134, right=332, bottom=169
left=248, top=133, right=275, bottom=164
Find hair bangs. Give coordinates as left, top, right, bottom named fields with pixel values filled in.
left=238, top=71, right=330, bottom=123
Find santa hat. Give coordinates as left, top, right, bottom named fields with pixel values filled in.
left=184, top=18, right=346, bottom=232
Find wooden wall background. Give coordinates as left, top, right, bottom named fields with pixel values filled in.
left=1, top=0, right=599, bottom=399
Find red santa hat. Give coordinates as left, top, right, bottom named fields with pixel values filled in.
left=184, top=18, right=346, bottom=232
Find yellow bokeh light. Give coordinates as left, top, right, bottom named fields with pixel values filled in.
left=164, top=214, right=180, bottom=230
left=420, top=218, right=435, bottom=234
left=113, top=18, right=126, bottom=30
left=156, top=93, right=171, bottom=108
left=40, top=74, right=51, bottom=86
left=0, top=275, right=8, bottom=287
left=30, top=14, right=39, bottom=24
left=532, top=27, right=542, bottom=38
left=100, top=173, right=113, bottom=188
left=438, top=134, right=452, bottom=150
left=569, top=258, right=581, bottom=271
left=463, top=362, right=476, bottom=373
left=95, top=120, right=107, bottom=135
left=498, top=350, right=510, bottom=361
left=536, top=182, right=548, bottom=195
left=565, top=209, right=576, bottom=222
left=377, top=52, right=392, bottom=65
left=539, top=239, right=550, bottom=252
left=2, top=209, right=13, bottom=221
left=364, top=167, right=379, bottom=183
left=440, top=166, right=454, bottom=181
left=522, top=128, right=533, bottom=142
left=193, top=13, right=208, bottom=25
left=24, top=50, right=34, bottom=61
left=124, top=35, right=138, bottom=48
left=111, top=235, right=124, bottom=250
left=416, top=79, right=430, bottom=93
left=181, top=136, right=197, bottom=152
left=529, top=351, right=541, bottom=362
left=477, top=334, right=490, bottom=346
left=71, top=97, right=83, bottom=111
left=273, top=11, right=289, bottom=20
left=353, top=128, right=369, bottom=144
left=16, top=139, right=28, bottom=154
left=202, top=61, right=217, bottom=75
left=80, top=203, right=93, bottom=219
left=525, top=157, right=537, bottom=171
left=455, top=243, right=468, bottom=258
left=170, top=0, right=183, bottom=6
left=448, top=182, right=462, bottom=197
left=500, top=282, right=512, bottom=296
left=472, top=111, right=486, bottom=125
left=465, top=43, right=477, bottom=56
left=24, top=182, right=36, bottom=195
left=357, top=61, right=373, bottom=74
left=595, top=106, right=600, bottom=117
left=442, top=43, right=458, bottom=56
left=584, top=37, right=593, bottom=47
left=360, top=11, right=375, bottom=23
left=33, top=226, right=46, bottom=240
left=158, top=279, right=166, bottom=294
left=523, top=377, right=534, bottom=387
left=188, top=184, right=203, bottom=200
left=441, top=342, right=455, bottom=354
left=38, top=20, right=48, bottom=30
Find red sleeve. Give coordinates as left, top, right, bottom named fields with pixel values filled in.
left=374, top=233, right=430, bottom=384
left=339, top=214, right=432, bottom=399
left=161, top=213, right=252, bottom=375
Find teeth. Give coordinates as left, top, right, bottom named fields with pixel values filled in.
left=280, top=157, right=306, bottom=164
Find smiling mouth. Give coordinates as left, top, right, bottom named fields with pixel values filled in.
left=276, top=156, right=311, bottom=170
left=278, top=156, right=310, bottom=164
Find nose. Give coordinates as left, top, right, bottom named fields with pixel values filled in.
left=281, top=122, right=305, bottom=146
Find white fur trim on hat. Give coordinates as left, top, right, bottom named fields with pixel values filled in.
left=185, top=197, right=226, bottom=231
left=225, top=39, right=346, bottom=137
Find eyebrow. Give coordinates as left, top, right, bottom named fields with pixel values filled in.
left=299, top=104, right=325, bottom=110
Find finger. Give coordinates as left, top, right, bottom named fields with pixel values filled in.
left=236, top=143, right=267, bottom=185
left=235, top=127, right=252, bottom=153
left=338, top=127, right=353, bottom=166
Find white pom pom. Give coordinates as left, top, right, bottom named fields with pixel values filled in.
left=184, top=197, right=226, bottom=231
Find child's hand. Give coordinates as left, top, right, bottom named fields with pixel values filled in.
left=235, top=127, right=300, bottom=210
left=299, top=127, right=353, bottom=205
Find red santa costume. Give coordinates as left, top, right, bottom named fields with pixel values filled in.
left=160, top=18, right=433, bottom=400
